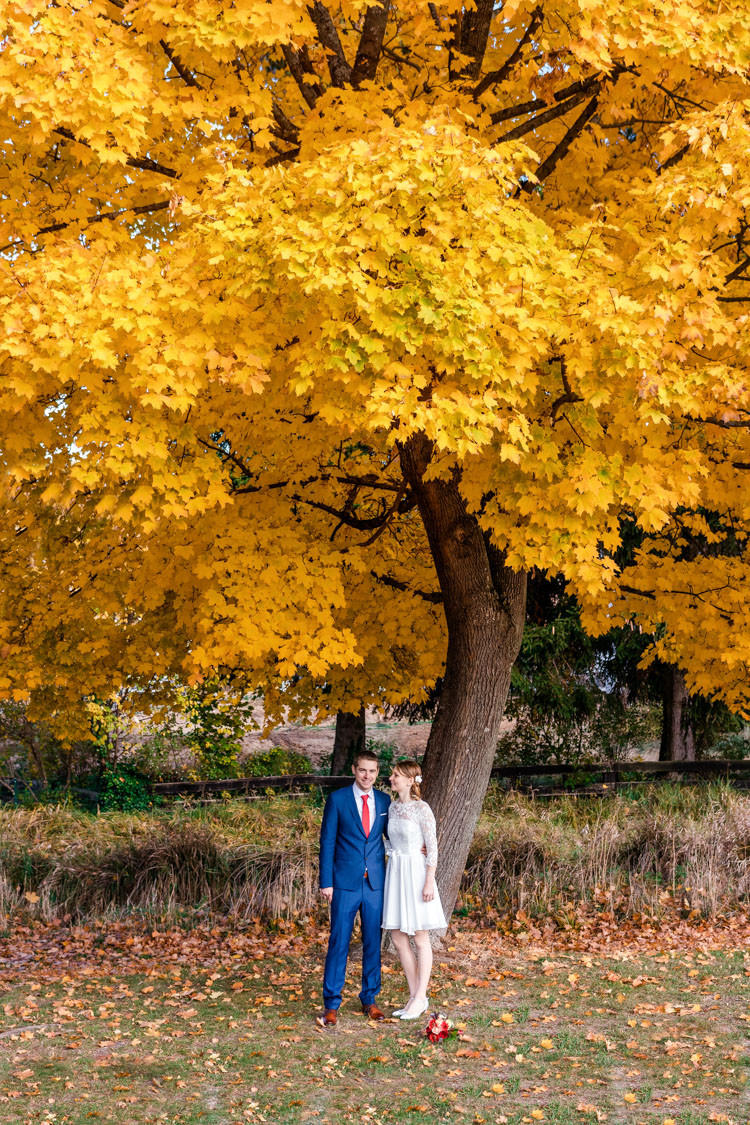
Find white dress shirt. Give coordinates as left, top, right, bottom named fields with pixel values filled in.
left=352, top=781, right=375, bottom=824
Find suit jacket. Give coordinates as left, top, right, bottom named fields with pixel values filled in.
left=319, top=784, right=391, bottom=891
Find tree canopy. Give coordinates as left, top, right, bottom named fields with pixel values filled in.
left=2, top=0, right=750, bottom=905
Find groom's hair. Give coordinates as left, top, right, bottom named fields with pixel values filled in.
left=352, top=748, right=379, bottom=767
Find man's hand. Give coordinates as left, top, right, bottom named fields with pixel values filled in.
left=320, top=886, right=334, bottom=904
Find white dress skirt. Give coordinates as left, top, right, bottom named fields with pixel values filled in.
left=381, top=799, right=448, bottom=934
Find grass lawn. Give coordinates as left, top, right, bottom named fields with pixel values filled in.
left=1, top=922, right=748, bottom=1125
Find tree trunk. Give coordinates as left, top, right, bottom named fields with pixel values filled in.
left=399, top=433, right=527, bottom=921
left=330, top=705, right=366, bottom=775
left=659, top=662, right=696, bottom=762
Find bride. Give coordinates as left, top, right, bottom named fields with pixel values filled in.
left=382, top=758, right=447, bottom=1020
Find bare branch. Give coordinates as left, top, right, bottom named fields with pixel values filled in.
left=474, top=6, right=543, bottom=98
left=351, top=0, right=391, bottom=86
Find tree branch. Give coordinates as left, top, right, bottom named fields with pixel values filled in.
left=725, top=257, right=750, bottom=285
left=307, top=2, right=352, bottom=86
left=0, top=200, right=170, bottom=253
left=271, top=100, right=300, bottom=145
left=494, top=85, right=596, bottom=145
left=620, top=584, right=657, bottom=600
left=159, top=39, right=202, bottom=87
left=699, top=415, right=750, bottom=428
left=490, top=96, right=544, bottom=126
left=54, top=127, right=178, bottom=179
left=550, top=362, right=583, bottom=420
left=351, top=0, right=391, bottom=86
left=531, top=94, right=599, bottom=184
left=265, top=146, right=302, bottom=167
left=659, top=144, right=689, bottom=173
left=458, top=0, right=495, bottom=80
left=370, top=570, right=443, bottom=604
left=281, top=43, right=323, bottom=108
left=474, top=6, right=543, bottom=98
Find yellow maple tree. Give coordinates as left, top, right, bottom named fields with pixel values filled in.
left=2, top=0, right=750, bottom=907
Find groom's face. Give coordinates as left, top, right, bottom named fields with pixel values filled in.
left=352, top=760, right=378, bottom=792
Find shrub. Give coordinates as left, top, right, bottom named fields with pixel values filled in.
left=244, top=747, right=311, bottom=776
left=184, top=681, right=255, bottom=780
left=98, top=766, right=156, bottom=812
left=366, top=738, right=399, bottom=781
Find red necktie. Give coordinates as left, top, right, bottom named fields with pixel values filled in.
left=361, top=794, right=370, bottom=837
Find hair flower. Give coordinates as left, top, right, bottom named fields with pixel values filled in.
left=415, top=774, right=422, bottom=783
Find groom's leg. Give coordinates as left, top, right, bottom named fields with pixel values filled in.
left=323, top=887, right=360, bottom=1011
left=358, top=877, right=383, bottom=1007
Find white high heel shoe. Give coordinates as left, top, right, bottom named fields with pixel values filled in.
left=399, top=997, right=429, bottom=1021
left=392, top=999, right=415, bottom=1017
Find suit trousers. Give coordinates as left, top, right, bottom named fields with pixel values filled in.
left=323, top=876, right=383, bottom=1010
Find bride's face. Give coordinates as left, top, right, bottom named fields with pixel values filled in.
left=389, top=769, right=412, bottom=797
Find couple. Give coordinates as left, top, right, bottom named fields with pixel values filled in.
left=318, top=748, right=446, bottom=1026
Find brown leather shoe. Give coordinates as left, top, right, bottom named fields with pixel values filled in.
left=316, top=1009, right=337, bottom=1028
left=361, top=1003, right=385, bottom=1021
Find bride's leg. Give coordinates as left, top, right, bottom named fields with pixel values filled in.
left=390, top=929, right=419, bottom=1002
left=401, top=930, right=432, bottom=1014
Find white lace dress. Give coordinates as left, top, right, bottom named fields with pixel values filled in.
left=382, top=800, right=447, bottom=934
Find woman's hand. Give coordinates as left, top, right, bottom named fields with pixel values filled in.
left=422, top=879, right=435, bottom=903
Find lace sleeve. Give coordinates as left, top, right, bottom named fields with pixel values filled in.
left=417, top=801, right=438, bottom=867
left=384, top=805, right=393, bottom=856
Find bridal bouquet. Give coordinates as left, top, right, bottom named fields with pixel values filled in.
left=424, top=1012, right=456, bottom=1043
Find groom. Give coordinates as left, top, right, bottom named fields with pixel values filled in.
left=318, top=748, right=390, bottom=1026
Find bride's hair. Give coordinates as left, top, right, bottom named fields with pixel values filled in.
left=394, top=758, right=422, bottom=800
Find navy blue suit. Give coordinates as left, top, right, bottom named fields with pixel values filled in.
left=319, top=784, right=390, bottom=1010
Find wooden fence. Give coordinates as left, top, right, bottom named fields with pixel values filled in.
left=150, top=759, right=750, bottom=800
left=3, top=759, right=750, bottom=805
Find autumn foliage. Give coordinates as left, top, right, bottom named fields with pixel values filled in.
left=2, top=0, right=750, bottom=909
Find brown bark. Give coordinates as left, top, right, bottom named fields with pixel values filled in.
left=350, top=1, right=391, bottom=86
left=398, top=433, right=527, bottom=920
left=330, top=705, right=366, bottom=775
left=659, top=663, right=696, bottom=761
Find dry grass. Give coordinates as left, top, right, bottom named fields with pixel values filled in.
left=468, top=782, right=750, bottom=918
left=1, top=785, right=750, bottom=928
